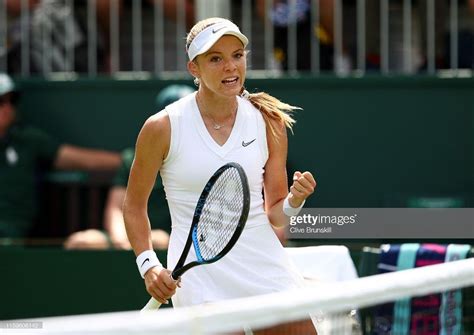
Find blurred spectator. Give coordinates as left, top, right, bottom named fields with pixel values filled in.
left=64, top=84, right=195, bottom=250
left=416, top=0, right=448, bottom=70
left=0, top=73, right=121, bottom=238
left=3, top=0, right=120, bottom=74
left=4, top=0, right=41, bottom=16
left=153, top=0, right=195, bottom=30
left=256, top=0, right=347, bottom=72
left=64, top=147, right=170, bottom=249
left=365, top=0, right=473, bottom=71
left=449, top=0, right=474, bottom=70
left=117, top=0, right=195, bottom=72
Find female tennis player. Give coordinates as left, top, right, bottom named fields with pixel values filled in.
left=124, top=17, right=316, bottom=331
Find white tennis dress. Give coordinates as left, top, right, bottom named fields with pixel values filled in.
left=160, top=92, right=303, bottom=307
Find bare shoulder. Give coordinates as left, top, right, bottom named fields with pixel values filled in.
left=266, top=118, right=288, bottom=152
left=141, top=110, right=170, bottom=135
left=136, top=110, right=170, bottom=161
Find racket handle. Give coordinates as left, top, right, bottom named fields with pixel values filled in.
left=141, top=297, right=162, bottom=312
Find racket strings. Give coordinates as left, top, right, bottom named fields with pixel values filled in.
left=197, top=168, right=244, bottom=261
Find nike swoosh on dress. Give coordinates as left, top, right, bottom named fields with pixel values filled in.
left=242, top=139, right=256, bottom=147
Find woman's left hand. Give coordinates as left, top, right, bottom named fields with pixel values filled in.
left=288, top=171, right=316, bottom=207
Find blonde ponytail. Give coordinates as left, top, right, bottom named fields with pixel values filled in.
left=245, top=90, right=300, bottom=140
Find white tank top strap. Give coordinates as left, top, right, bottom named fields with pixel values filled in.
left=162, top=92, right=194, bottom=165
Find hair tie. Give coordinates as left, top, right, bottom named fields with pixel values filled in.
left=240, top=89, right=250, bottom=99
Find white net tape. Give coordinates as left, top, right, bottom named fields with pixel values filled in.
left=7, top=258, right=474, bottom=335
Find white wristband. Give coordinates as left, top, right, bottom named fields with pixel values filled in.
left=283, top=195, right=305, bottom=216
left=136, top=250, right=163, bottom=278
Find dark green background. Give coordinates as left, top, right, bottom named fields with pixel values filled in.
left=0, top=248, right=165, bottom=319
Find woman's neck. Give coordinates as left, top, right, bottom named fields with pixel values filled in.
left=196, top=91, right=238, bottom=123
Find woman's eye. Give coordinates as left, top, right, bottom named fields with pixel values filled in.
left=234, top=53, right=243, bottom=59
left=210, top=56, right=221, bottom=62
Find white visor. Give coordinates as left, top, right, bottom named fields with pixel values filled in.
left=187, top=19, right=249, bottom=61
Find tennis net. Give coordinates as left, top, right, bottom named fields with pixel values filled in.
left=6, top=258, right=474, bottom=335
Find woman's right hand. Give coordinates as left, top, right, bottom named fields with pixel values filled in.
left=144, top=266, right=180, bottom=304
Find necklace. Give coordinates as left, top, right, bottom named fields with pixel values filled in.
left=204, top=112, right=224, bottom=130
left=197, top=94, right=236, bottom=131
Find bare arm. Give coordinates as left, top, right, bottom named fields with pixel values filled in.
left=104, top=186, right=131, bottom=249
left=264, top=121, right=292, bottom=228
left=123, top=112, right=169, bottom=256
left=104, top=185, right=169, bottom=250
left=123, top=112, right=176, bottom=304
left=54, top=145, right=121, bottom=170
left=264, top=120, right=316, bottom=228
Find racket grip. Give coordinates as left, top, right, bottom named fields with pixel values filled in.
left=141, top=297, right=162, bottom=312
left=141, top=273, right=180, bottom=312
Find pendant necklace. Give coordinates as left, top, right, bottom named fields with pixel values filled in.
left=212, top=123, right=222, bottom=130
left=197, top=94, right=235, bottom=131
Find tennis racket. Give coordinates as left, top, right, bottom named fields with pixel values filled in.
left=142, top=162, right=250, bottom=311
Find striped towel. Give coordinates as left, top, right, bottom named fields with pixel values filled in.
left=439, top=244, right=470, bottom=335
left=406, top=244, right=446, bottom=335
left=373, top=243, right=470, bottom=335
